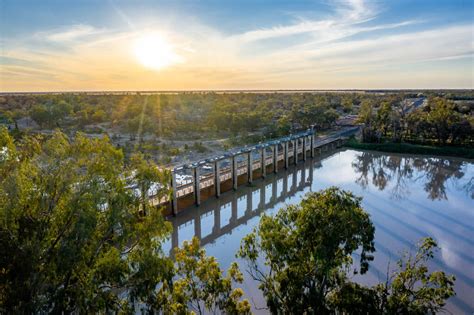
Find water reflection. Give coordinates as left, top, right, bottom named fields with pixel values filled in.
left=352, top=151, right=471, bottom=200
left=169, top=157, right=314, bottom=251
left=167, top=149, right=474, bottom=314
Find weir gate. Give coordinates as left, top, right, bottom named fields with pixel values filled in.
left=162, top=127, right=359, bottom=216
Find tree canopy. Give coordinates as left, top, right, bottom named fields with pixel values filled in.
left=0, top=128, right=249, bottom=314
left=238, top=187, right=376, bottom=314
left=238, top=187, right=456, bottom=314
left=359, top=96, right=473, bottom=145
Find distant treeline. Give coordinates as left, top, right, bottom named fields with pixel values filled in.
left=0, top=93, right=350, bottom=137
left=1, top=91, right=473, bottom=143
left=358, top=96, right=473, bottom=147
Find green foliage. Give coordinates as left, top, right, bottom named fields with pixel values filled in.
left=2, top=92, right=349, bottom=140
left=238, top=187, right=375, bottom=314
left=0, top=128, right=252, bottom=313
left=341, top=97, right=353, bottom=113
left=156, top=237, right=251, bottom=314
left=358, top=96, right=473, bottom=145
left=376, top=237, right=456, bottom=314
left=238, top=187, right=456, bottom=314
left=330, top=238, right=456, bottom=315
left=0, top=128, right=174, bottom=313
left=29, top=100, right=72, bottom=128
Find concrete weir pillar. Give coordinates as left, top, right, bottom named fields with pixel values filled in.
left=214, top=160, right=221, bottom=197
left=310, top=135, right=315, bottom=158
left=293, top=139, right=298, bottom=165
left=247, top=151, right=253, bottom=184
left=303, top=136, right=307, bottom=161
left=232, top=155, right=238, bottom=190
left=170, top=170, right=178, bottom=215
left=273, top=144, right=278, bottom=173
left=261, top=148, right=266, bottom=178
left=284, top=141, right=289, bottom=169
left=193, top=167, right=200, bottom=206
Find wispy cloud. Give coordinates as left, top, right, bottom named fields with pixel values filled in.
left=234, top=0, right=379, bottom=43
left=38, top=24, right=105, bottom=42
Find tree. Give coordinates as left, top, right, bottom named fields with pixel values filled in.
left=358, top=100, right=377, bottom=142
left=156, top=237, right=251, bottom=314
left=0, top=128, right=251, bottom=314
left=51, top=100, right=72, bottom=122
left=130, top=152, right=170, bottom=216
left=331, top=238, right=456, bottom=314
left=238, top=187, right=456, bottom=314
left=29, top=104, right=50, bottom=127
left=376, top=101, right=393, bottom=137
left=341, top=97, right=353, bottom=113
left=425, top=97, right=461, bottom=144
left=0, top=129, right=175, bottom=313
left=238, top=187, right=375, bottom=314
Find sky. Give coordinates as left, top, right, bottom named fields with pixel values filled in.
left=0, top=0, right=473, bottom=91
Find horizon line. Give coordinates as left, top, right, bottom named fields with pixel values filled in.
left=1, top=88, right=473, bottom=95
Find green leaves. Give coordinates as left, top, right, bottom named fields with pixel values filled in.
left=238, top=188, right=455, bottom=314
left=376, top=237, right=456, bottom=315
left=156, top=237, right=251, bottom=315
left=1, top=128, right=457, bottom=314
left=0, top=128, right=251, bottom=314
left=174, top=237, right=251, bottom=314
left=0, top=129, right=172, bottom=313
left=238, top=187, right=376, bottom=314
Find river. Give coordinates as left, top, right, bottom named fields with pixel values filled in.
left=166, top=149, right=474, bottom=314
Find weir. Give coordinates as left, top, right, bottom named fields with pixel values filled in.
left=168, top=157, right=316, bottom=253
left=162, top=126, right=359, bottom=215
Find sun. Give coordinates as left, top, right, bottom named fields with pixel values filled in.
left=133, top=33, right=183, bottom=70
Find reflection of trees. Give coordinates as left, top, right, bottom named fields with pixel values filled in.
left=351, top=151, right=469, bottom=200
left=461, top=177, right=474, bottom=199
left=352, top=152, right=413, bottom=199
left=415, top=158, right=465, bottom=200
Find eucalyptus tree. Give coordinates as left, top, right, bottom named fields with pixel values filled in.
left=238, top=187, right=455, bottom=314
left=0, top=128, right=250, bottom=314
left=238, top=187, right=376, bottom=314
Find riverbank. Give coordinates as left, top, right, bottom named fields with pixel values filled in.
left=344, top=138, right=474, bottom=159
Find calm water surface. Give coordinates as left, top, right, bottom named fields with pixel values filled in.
left=166, top=149, right=474, bottom=314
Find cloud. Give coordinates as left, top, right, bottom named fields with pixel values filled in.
left=1, top=0, right=472, bottom=91
left=233, top=0, right=379, bottom=43
left=39, top=24, right=105, bottom=42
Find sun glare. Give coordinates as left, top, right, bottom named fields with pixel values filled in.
left=133, top=33, right=182, bottom=70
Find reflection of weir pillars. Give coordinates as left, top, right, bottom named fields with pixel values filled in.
left=168, top=130, right=350, bottom=213
left=214, top=161, right=221, bottom=197
left=169, top=160, right=315, bottom=253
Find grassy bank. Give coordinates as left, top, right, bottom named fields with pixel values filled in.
left=345, top=138, right=474, bottom=159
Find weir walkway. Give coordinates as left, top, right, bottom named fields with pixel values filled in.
left=168, top=156, right=318, bottom=251
left=161, top=126, right=359, bottom=215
